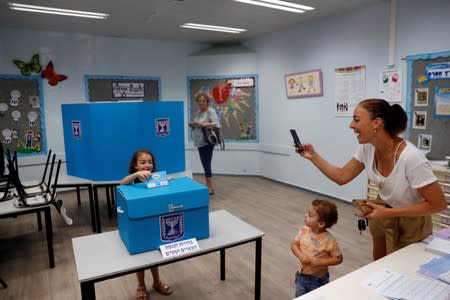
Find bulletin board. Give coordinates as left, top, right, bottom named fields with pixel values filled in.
left=406, top=50, right=450, bottom=160
left=0, top=75, right=46, bottom=155
left=84, top=75, right=161, bottom=102
left=187, top=75, right=259, bottom=142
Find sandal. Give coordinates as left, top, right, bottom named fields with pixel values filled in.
left=152, top=281, right=173, bottom=296
left=136, top=285, right=148, bottom=300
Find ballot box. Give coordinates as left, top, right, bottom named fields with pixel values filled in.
left=116, top=177, right=209, bottom=254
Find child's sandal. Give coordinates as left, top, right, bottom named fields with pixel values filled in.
left=136, top=285, right=148, bottom=300
left=152, top=281, right=173, bottom=295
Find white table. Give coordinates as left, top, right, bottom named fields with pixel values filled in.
left=0, top=199, right=54, bottom=268
left=72, top=209, right=264, bottom=300
left=296, top=242, right=442, bottom=299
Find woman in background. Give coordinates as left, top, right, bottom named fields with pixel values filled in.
left=189, top=92, right=221, bottom=195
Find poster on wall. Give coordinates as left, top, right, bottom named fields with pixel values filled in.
left=335, top=65, right=366, bottom=117
left=188, top=75, right=258, bottom=142
left=0, top=76, right=46, bottom=155
left=412, top=111, right=427, bottom=129
left=284, top=69, right=323, bottom=99
left=414, top=88, right=429, bottom=106
left=112, top=82, right=145, bottom=98
left=434, top=87, right=450, bottom=117
left=417, top=133, right=432, bottom=152
left=379, top=69, right=402, bottom=103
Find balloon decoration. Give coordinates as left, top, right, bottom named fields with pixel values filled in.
left=41, top=61, right=68, bottom=86
left=13, top=54, right=42, bottom=76
left=212, top=83, right=231, bottom=104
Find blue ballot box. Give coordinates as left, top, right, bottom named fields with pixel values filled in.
left=116, top=177, right=209, bottom=255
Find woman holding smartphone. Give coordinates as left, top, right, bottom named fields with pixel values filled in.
left=296, top=98, right=446, bottom=260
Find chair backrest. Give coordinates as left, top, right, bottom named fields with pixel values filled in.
left=49, top=159, right=62, bottom=200
left=38, top=150, right=53, bottom=186
left=6, top=159, right=26, bottom=203
left=44, top=154, right=57, bottom=193
left=0, top=144, right=5, bottom=177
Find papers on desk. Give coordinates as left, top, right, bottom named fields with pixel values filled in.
left=417, top=255, right=450, bottom=281
left=426, top=236, right=450, bottom=256
left=361, top=268, right=450, bottom=300
left=434, top=228, right=450, bottom=240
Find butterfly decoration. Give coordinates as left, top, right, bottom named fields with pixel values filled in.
left=41, top=61, right=68, bottom=86
left=13, top=54, right=42, bottom=76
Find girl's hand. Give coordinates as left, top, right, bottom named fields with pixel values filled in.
left=135, top=170, right=151, bottom=182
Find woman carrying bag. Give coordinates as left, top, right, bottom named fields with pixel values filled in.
left=189, top=92, right=222, bottom=195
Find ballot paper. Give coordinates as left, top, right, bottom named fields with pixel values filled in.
left=361, top=268, right=450, bottom=300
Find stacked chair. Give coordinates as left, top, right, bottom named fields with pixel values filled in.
left=4, top=149, right=73, bottom=225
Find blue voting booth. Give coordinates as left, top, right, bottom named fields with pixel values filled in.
left=61, top=101, right=185, bottom=181
left=116, top=177, right=209, bottom=254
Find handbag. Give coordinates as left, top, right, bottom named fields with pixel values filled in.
left=203, top=127, right=225, bottom=150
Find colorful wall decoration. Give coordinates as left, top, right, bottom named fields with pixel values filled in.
left=188, top=75, right=259, bottom=142
left=406, top=50, right=450, bottom=160
left=0, top=75, right=46, bottom=155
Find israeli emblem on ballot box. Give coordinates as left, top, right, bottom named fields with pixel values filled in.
left=160, top=212, right=185, bottom=241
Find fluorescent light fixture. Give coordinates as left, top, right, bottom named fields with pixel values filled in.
left=234, top=0, right=315, bottom=13
left=181, top=23, right=246, bottom=34
left=9, top=3, right=109, bottom=19
left=259, top=0, right=314, bottom=10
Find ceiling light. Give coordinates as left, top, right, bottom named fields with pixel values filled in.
left=9, top=3, right=109, bottom=19
left=234, top=0, right=315, bottom=13
left=259, top=0, right=314, bottom=10
left=181, top=23, right=246, bottom=34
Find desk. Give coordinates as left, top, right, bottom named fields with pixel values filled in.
left=0, top=200, right=54, bottom=268
left=72, top=210, right=264, bottom=300
left=296, top=242, right=441, bottom=299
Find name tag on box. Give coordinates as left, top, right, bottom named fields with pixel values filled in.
left=160, top=238, right=200, bottom=258
left=147, top=171, right=169, bottom=188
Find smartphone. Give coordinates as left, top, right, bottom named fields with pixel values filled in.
left=290, top=129, right=304, bottom=153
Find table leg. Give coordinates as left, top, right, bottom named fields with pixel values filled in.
left=106, top=186, right=112, bottom=219
left=93, top=186, right=101, bottom=233
left=111, top=186, right=116, bottom=206
left=220, top=248, right=226, bottom=280
left=81, top=281, right=96, bottom=300
left=254, top=237, right=262, bottom=300
left=36, top=211, right=42, bottom=231
left=76, top=187, right=81, bottom=206
left=87, top=185, right=96, bottom=233
left=44, top=207, right=55, bottom=268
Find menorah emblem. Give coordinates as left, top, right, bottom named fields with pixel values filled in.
left=160, top=212, right=184, bottom=241
left=165, top=216, right=179, bottom=236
